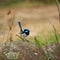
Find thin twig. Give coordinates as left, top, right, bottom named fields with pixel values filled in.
left=48, top=20, right=59, bottom=46
left=55, top=0, right=60, bottom=23
left=48, top=19, right=60, bottom=55
left=16, top=34, right=30, bottom=42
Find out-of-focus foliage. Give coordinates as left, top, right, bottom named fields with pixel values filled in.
left=0, top=0, right=60, bottom=6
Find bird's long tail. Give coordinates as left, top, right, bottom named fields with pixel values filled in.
left=18, top=21, right=23, bottom=33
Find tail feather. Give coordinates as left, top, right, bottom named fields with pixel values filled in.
left=18, top=21, right=23, bottom=33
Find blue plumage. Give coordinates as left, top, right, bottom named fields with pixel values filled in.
left=18, top=21, right=30, bottom=37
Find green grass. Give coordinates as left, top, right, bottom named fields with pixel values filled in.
left=34, top=33, right=60, bottom=47
left=34, top=33, right=60, bottom=60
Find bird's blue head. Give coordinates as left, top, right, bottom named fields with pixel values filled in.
left=23, top=29, right=30, bottom=36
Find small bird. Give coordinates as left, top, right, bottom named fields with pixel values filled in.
left=18, top=21, right=30, bottom=37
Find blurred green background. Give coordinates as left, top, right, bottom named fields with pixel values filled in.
left=0, top=0, right=60, bottom=7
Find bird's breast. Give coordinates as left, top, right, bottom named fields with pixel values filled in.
left=21, top=33, right=27, bottom=37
